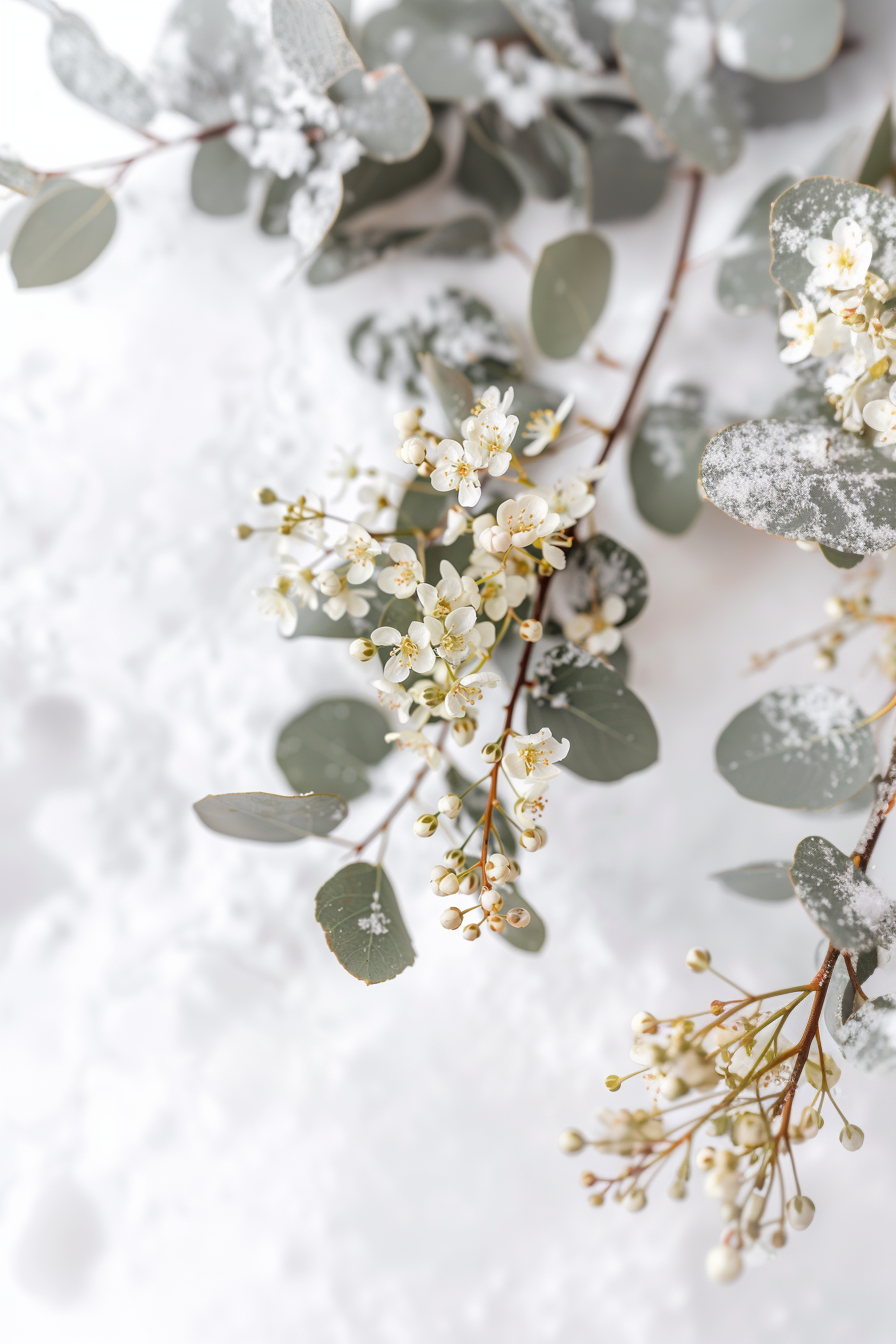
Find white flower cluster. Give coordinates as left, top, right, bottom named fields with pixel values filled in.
left=778, top=216, right=896, bottom=444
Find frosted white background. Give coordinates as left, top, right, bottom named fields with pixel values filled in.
left=3, top=2, right=896, bottom=1339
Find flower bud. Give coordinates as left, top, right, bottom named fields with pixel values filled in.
left=485, top=853, right=511, bottom=883
left=631, top=1011, right=658, bottom=1035
left=720, top=1201, right=739, bottom=1225
left=768, top=1227, right=787, bottom=1249
left=443, top=848, right=466, bottom=870
left=785, top=1195, right=815, bottom=1231
left=253, top=487, right=278, bottom=505
left=233, top=523, right=254, bottom=540
left=840, top=1123, right=864, bottom=1151
left=394, top=407, right=422, bottom=438
left=686, top=946, right=711, bottom=972
left=487, top=913, right=506, bottom=932
left=798, top=1106, right=821, bottom=1140
left=437, top=792, right=462, bottom=819
left=814, top=648, right=836, bottom=671
left=440, top=907, right=463, bottom=930
left=462, top=923, right=481, bottom=941
left=558, top=1128, right=585, bottom=1153
left=481, top=740, right=503, bottom=763
left=519, top=619, right=543, bottom=643
left=438, top=873, right=460, bottom=896
left=706, top=1244, right=742, bottom=1283
left=349, top=638, right=377, bottom=662
left=580, top=1171, right=597, bottom=1187
left=520, top=827, right=545, bottom=852
left=400, top=436, right=427, bottom=466
left=588, top=1192, right=604, bottom=1207
left=480, top=888, right=503, bottom=912
left=505, top=859, right=521, bottom=881
left=744, top=1192, right=766, bottom=1225
left=459, top=872, right=481, bottom=895
left=732, top=1112, right=766, bottom=1149
left=451, top=717, right=477, bottom=746
left=605, top=1074, right=622, bottom=1092
left=506, top=907, right=530, bottom=928
left=668, top=1179, right=687, bottom=1200
left=625, top=1189, right=646, bottom=1212
left=695, top=1147, right=716, bottom=1171
left=824, top=595, right=847, bottom=618
left=479, top=525, right=512, bottom=556
left=661, top=1074, right=688, bottom=1100
left=422, top=685, right=446, bottom=708
left=414, top=814, right=438, bottom=838
left=317, top=569, right=343, bottom=597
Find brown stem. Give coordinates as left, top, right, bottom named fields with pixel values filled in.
left=351, top=722, right=450, bottom=856
left=773, top=944, right=839, bottom=1129
left=843, top=951, right=869, bottom=1005
left=852, top=728, right=896, bottom=871
left=40, top=121, right=238, bottom=181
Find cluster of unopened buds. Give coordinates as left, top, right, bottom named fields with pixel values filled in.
left=560, top=946, right=865, bottom=1283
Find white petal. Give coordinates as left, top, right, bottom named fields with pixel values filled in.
left=371, top=626, right=401, bottom=644
left=408, top=620, right=432, bottom=647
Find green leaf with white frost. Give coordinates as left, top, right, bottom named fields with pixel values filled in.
left=337, top=138, right=443, bottom=225
left=526, top=642, right=658, bottom=782
left=35, top=5, right=158, bottom=127
left=499, top=885, right=546, bottom=953
left=421, top=354, right=474, bottom=437
left=859, top=104, right=893, bottom=188
left=316, top=863, right=415, bottom=983
left=790, top=835, right=896, bottom=953
left=586, top=132, right=669, bottom=224
left=569, top=534, right=648, bottom=627
left=9, top=181, right=116, bottom=288
left=531, top=232, right=612, bottom=359
left=458, top=119, right=524, bottom=222
left=825, top=950, right=896, bottom=1073
left=0, top=156, right=43, bottom=196
left=629, top=385, right=708, bottom=535
left=715, top=684, right=875, bottom=809
left=190, top=138, right=251, bottom=216
left=713, top=861, right=795, bottom=902
left=717, top=174, right=794, bottom=315
left=613, top=0, right=742, bottom=174
left=306, top=216, right=493, bottom=284
left=277, top=698, right=392, bottom=803
left=700, top=419, right=896, bottom=555
left=330, top=67, right=431, bottom=164
left=193, top=790, right=347, bottom=841
left=150, top=0, right=263, bottom=125
left=770, top=177, right=896, bottom=306
left=272, top=0, right=362, bottom=93
left=711, top=0, right=843, bottom=82
left=500, top=0, right=602, bottom=70
left=361, top=1, right=515, bottom=100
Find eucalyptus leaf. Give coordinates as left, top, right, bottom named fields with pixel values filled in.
left=338, top=137, right=443, bottom=224
left=825, top=951, right=896, bottom=1073
left=712, top=0, right=843, bottom=81
left=791, top=835, right=896, bottom=952
left=700, top=418, right=896, bottom=555
left=193, top=790, right=347, bottom=841
left=715, top=684, right=875, bottom=809
left=713, top=861, right=794, bottom=901
left=190, top=137, right=251, bottom=216
left=859, top=103, right=893, bottom=188
left=736, top=68, right=827, bottom=128
left=277, top=698, right=392, bottom=802
left=820, top=544, right=863, bottom=570
left=150, top=0, right=263, bottom=124
left=549, top=114, right=592, bottom=213
left=769, top=381, right=834, bottom=425
left=420, top=354, right=474, bottom=435
left=531, top=231, right=612, bottom=359
left=9, top=181, right=116, bottom=288
left=825, top=946, right=878, bottom=1043
left=717, top=174, right=793, bottom=315
left=316, top=862, right=415, bottom=983
left=770, top=177, right=896, bottom=305
left=629, top=385, right=708, bottom=534
left=395, top=480, right=447, bottom=534
left=43, top=8, right=157, bottom=127
left=361, top=1, right=513, bottom=99
left=500, top=0, right=602, bottom=71
left=588, top=133, right=668, bottom=222
left=498, top=884, right=546, bottom=953
left=0, top=156, right=42, bottom=196
left=497, top=117, right=572, bottom=201
left=613, top=0, right=742, bottom=174
left=272, top=0, right=363, bottom=93
left=409, top=215, right=494, bottom=257
left=331, top=66, right=431, bottom=163
left=307, top=215, right=493, bottom=284
left=526, top=642, right=658, bottom=782
left=569, top=534, right=648, bottom=626
left=445, top=765, right=517, bottom=859
left=458, top=120, right=524, bottom=221
left=287, top=603, right=356, bottom=638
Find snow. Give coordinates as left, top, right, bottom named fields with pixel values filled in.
left=4, top=1, right=896, bottom=1341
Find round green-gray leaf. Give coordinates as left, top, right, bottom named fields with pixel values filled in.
left=10, top=181, right=116, bottom=288
left=420, top=354, right=474, bottom=436
left=715, top=684, right=875, bottom=809
left=717, top=174, right=794, bottom=315
left=712, top=0, right=843, bottom=82
left=46, top=10, right=157, bottom=127
left=332, top=66, right=431, bottom=164
left=277, top=698, right=392, bottom=802
left=700, top=419, right=896, bottom=555
left=825, top=951, right=896, bottom=1073
left=526, top=642, right=658, bottom=782
left=531, top=232, right=612, bottom=359
left=713, top=861, right=794, bottom=901
left=770, top=177, right=896, bottom=305
left=791, top=835, right=896, bottom=952
left=569, top=534, right=648, bottom=626
left=629, top=385, right=708, bottom=534
left=193, top=790, right=347, bottom=841
left=190, top=137, right=251, bottom=216
left=272, top=0, right=362, bottom=93
left=316, top=862, right=415, bottom=983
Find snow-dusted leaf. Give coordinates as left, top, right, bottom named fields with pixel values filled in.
left=338, top=137, right=443, bottom=223
left=629, top=385, right=707, bottom=534
left=0, top=156, right=43, bottom=196
left=37, top=7, right=158, bottom=127
left=411, top=215, right=494, bottom=257
left=717, top=174, right=793, bottom=314
left=498, top=884, right=546, bottom=953
left=569, top=534, right=649, bottom=626
left=272, top=0, right=362, bottom=93
left=526, top=642, right=658, bottom=781
left=713, top=861, right=795, bottom=901
left=150, top=0, right=262, bottom=124
left=712, top=0, right=843, bottom=81
left=613, top=0, right=742, bottom=174
left=700, top=418, right=896, bottom=555
left=317, top=863, right=414, bottom=983
left=715, top=684, right=876, bottom=809
left=825, top=950, right=896, bottom=1073
left=791, top=835, right=896, bottom=953
left=770, top=177, right=896, bottom=306
left=290, top=168, right=344, bottom=258
left=277, top=698, right=392, bottom=803
left=545, top=114, right=591, bottom=213
left=858, top=103, right=893, bottom=188
left=496, top=116, right=573, bottom=201
left=458, top=119, right=524, bottom=221
left=307, top=215, right=493, bottom=283
left=500, top=0, right=602, bottom=72
left=361, top=1, right=514, bottom=100
left=586, top=131, right=669, bottom=223
left=190, top=137, right=251, bottom=216
left=421, top=354, right=475, bottom=436
left=531, top=231, right=612, bottom=359
left=193, top=790, right=347, bottom=841
left=332, top=66, right=431, bottom=163
left=9, top=181, right=116, bottom=288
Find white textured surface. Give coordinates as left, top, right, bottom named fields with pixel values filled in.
left=3, top=2, right=896, bottom=1340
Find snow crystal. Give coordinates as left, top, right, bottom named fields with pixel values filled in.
left=358, top=893, right=390, bottom=937
left=663, top=8, right=715, bottom=98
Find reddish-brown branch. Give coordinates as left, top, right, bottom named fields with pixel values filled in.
left=773, top=943, right=839, bottom=1131
left=40, top=121, right=238, bottom=180
left=352, top=723, right=450, bottom=856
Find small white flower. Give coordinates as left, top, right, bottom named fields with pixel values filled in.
left=478, top=525, right=512, bottom=556
left=461, top=385, right=518, bottom=477
left=467, top=619, right=496, bottom=655
left=513, top=782, right=549, bottom=821
left=277, top=555, right=318, bottom=609
left=384, top=727, right=442, bottom=769
left=503, top=728, right=570, bottom=781
left=863, top=383, right=896, bottom=445
left=535, top=474, right=596, bottom=528
left=444, top=669, right=502, bottom=718
left=478, top=569, right=529, bottom=620
left=357, top=477, right=398, bottom=532
left=281, top=490, right=326, bottom=546
left=371, top=621, right=436, bottom=682
left=496, top=495, right=560, bottom=549
left=442, top=505, right=470, bottom=546
left=430, top=440, right=485, bottom=507
left=254, top=586, right=298, bottom=636
left=806, top=217, right=873, bottom=291
left=563, top=594, right=626, bottom=655
left=394, top=407, right=423, bottom=439
left=372, top=678, right=413, bottom=722
left=435, top=606, right=478, bottom=666
left=377, top=542, right=423, bottom=598
left=319, top=572, right=373, bottom=621
left=335, top=523, right=381, bottom=583
left=540, top=531, right=572, bottom=570
left=778, top=300, right=846, bottom=364
left=327, top=446, right=361, bottom=499
left=417, top=560, right=481, bottom=624
left=523, top=393, right=575, bottom=456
